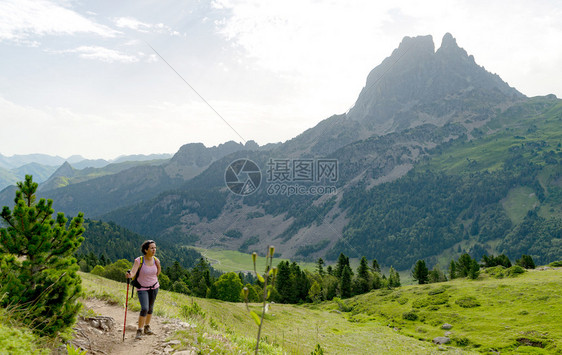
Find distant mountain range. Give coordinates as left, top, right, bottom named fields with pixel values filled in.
left=0, top=152, right=175, bottom=191
left=2, top=33, right=560, bottom=270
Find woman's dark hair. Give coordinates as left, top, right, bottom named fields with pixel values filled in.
left=141, top=240, right=155, bottom=255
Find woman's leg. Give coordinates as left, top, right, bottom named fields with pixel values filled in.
left=137, top=290, right=149, bottom=336
left=143, top=288, right=159, bottom=334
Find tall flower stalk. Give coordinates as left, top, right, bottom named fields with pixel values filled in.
left=243, top=246, right=277, bottom=354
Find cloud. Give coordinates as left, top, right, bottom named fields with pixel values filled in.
left=54, top=45, right=139, bottom=63
left=0, top=0, right=119, bottom=43
left=114, top=16, right=181, bottom=36
left=213, top=0, right=562, bottom=98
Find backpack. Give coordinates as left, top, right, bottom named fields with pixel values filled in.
left=131, top=256, right=159, bottom=298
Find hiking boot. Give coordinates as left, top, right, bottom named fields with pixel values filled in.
left=144, top=324, right=154, bottom=335
left=135, top=329, right=143, bottom=340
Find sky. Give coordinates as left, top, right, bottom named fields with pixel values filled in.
left=1, top=0, right=561, bottom=160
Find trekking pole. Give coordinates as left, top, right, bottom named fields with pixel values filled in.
left=123, top=270, right=130, bottom=342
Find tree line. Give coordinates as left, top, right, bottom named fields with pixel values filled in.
left=411, top=252, right=536, bottom=284
left=88, top=252, right=401, bottom=304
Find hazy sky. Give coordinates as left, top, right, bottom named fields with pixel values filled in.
left=1, top=0, right=561, bottom=159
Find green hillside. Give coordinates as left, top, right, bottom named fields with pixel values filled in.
left=98, top=97, right=562, bottom=271
left=330, top=97, right=562, bottom=269
left=6, top=268, right=560, bottom=353
left=330, top=267, right=562, bottom=353
left=194, top=247, right=318, bottom=273
left=79, top=273, right=462, bottom=354
left=427, top=97, right=562, bottom=174
left=78, top=219, right=204, bottom=270
left=83, top=268, right=562, bottom=354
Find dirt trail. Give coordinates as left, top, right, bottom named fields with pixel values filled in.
left=70, top=298, right=193, bottom=354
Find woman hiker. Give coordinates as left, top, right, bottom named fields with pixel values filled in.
left=126, top=240, right=161, bottom=340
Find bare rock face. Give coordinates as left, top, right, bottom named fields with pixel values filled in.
left=347, top=33, right=524, bottom=133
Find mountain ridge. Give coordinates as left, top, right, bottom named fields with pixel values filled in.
left=3, top=33, right=560, bottom=270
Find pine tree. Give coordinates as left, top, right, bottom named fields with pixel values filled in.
left=457, top=253, right=475, bottom=278
left=449, top=259, right=457, bottom=279
left=388, top=266, right=401, bottom=288
left=275, top=261, right=294, bottom=303
left=0, top=175, right=85, bottom=336
left=428, top=265, right=447, bottom=283
left=190, top=257, right=211, bottom=297
left=357, top=256, right=370, bottom=280
left=354, top=256, right=371, bottom=294
left=340, top=265, right=352, bottom=298
left=371, top=259, right=381, bottom=273
left=516, top=254, right=535, bottom=269
left=316, top=258, right=325, bottom=276
left=308, top=281, right=322, bottom=303
left=468, top=259, right=480, bottom=280
left=335, top=253, right=351, bottom=278
left=411, top=260, right=429, bottom=284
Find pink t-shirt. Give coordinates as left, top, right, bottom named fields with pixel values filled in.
left=135, top=257, right=160, bottom=291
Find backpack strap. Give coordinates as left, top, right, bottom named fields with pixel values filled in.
left=131, top=256, right=144, bottom=298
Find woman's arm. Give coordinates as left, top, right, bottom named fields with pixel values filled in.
left=156, top=257, right=161, bottom=276
left=126, top=258, right=140, bottom=278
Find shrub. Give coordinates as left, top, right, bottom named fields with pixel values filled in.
left=334, top=297, right=353, bottom=312
left=487, top=265, right=526, bottom=278
left=102, top=259, right=132, bottom=282
left=172, top=281, right=190, bottom=295
left=504, top=265, right=526, bottom=277
left=402, top=311, right=419, bottom=321
left=429, top=293, right=449, bottom=305
left=311, top=344, right=325, bottom=354
left=91, top=265, right=105, bottom=276
left=516, top=255, right=535, bottom=269
left=548, top=260, right=562, bottom=267
left=455, top=296, right=480, bottom=308
left=158, top=273, right=171, bottom=290
left=484, top=265, right=506, bottom=278
left=224, top=229, right=243, bottom=239
left=211, top=272, right=243, bottom=302
left=412, top=298, right=430, bottom=308
left=452, top=336, right=471, bottom=346
left=181, top=301, right=206, bottom=319
left=428, top=286, right=449, bottom=295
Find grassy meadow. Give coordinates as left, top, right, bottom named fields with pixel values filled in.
left=192, top=247, right=318, bottom=273
left=81, top=272, right=462, bottom=354
left=80, top=267, right=562, bottom=354
left=328, top=268, right=562, bottom=354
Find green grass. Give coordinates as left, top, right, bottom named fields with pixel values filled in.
left=502, top=186, right=540, bottom=224
left=9, top=269, right=558, bottom=353
left=427, top=98, right=562, bottom=175
left=192, top=247, right=317, bottom=273
left=330, top=268, right=562, bottom=354
left=0, top=307, right=51, bottom=354
left=80, top=272, right=461, bottom=354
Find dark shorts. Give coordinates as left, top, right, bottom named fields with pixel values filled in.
left=137, top=288, right=159, bottom=316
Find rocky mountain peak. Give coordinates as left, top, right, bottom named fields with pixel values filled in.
left=440, top=32, right=458, bottom=50
left=346, top=33, right=524, bottom=132
left=52, top=161, right=75, bottom=178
